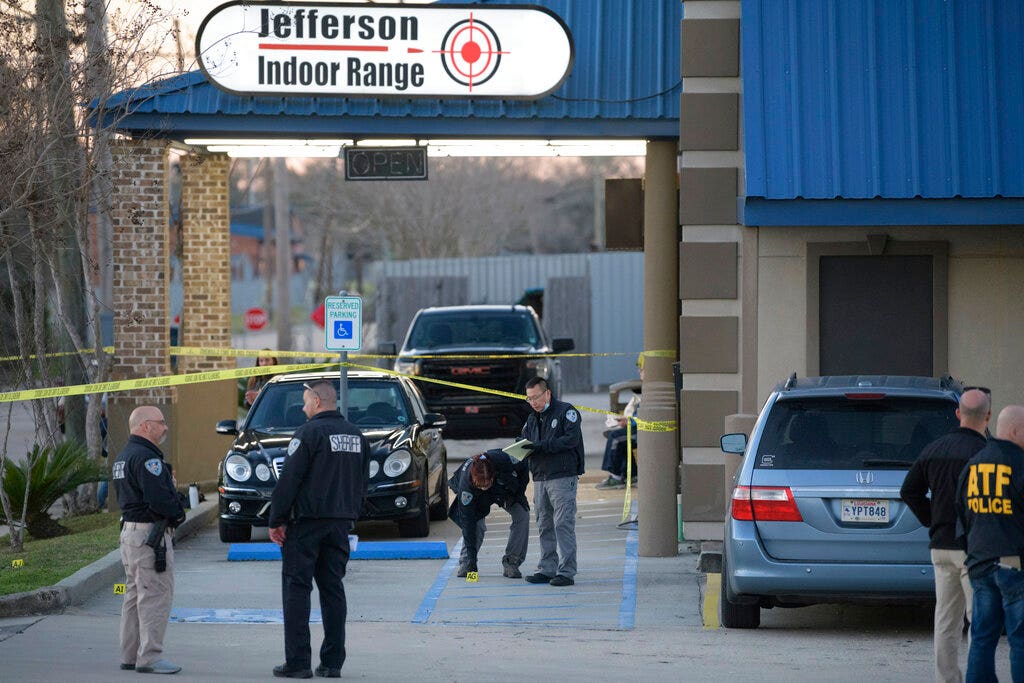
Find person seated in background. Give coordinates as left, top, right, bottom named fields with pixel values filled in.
left=596, top=356, right=643, bottom=490
left=245, top=350, right=279, bottom=407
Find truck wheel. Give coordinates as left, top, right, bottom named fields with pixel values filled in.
left=719, top=555, right=760, bottom=629
left=219, top=519, right=252, bottom=543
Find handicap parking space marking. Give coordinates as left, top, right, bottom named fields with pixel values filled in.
left=411, top=539, right=462, bottom=624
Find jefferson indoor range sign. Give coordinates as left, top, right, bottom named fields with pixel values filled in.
left=196, top=2, right=574, bottom=98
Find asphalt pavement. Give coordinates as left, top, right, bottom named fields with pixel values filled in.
left=0, top=391, right=1012, bottom=680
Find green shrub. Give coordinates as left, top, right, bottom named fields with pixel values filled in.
left=1, top=441, right=107, bottom=539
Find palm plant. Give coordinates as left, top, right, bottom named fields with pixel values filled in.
left=1, top=441, right=107, bottom=539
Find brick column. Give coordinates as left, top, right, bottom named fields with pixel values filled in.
left=109, top=138, right=172, bottom=400
left=179, top=152, right=232, bottom=372
left=678, top=1, right=748, bottom=542
left=107, top=138, right=172, bottom=477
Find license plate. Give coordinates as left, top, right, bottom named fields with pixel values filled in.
left=464, top=406, right=480, bottom=414
left=841, top=498, right=889, bottom=523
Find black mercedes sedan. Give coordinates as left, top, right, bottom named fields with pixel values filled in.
left=214, top=370, right=448, bottom=542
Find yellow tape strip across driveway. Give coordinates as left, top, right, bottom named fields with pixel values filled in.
left=0, top=346, right=678, bottom=433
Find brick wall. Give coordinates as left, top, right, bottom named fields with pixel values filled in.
left=179, top=153, right=232, bottom=372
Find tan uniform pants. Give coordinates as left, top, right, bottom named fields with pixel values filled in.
left=932, top=548, right=972, bottom=683
left=119, top=522, right=175, bottom=667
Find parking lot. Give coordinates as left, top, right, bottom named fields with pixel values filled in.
left=0, top=392, right=1015, bottom=680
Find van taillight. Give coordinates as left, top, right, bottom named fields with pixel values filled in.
left=731, top=485, right=803, bottom=522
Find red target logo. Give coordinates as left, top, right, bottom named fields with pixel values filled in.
left=435, top=13, right=508, bottom=91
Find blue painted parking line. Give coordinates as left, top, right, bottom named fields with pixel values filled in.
left=228, top=541, right=449, bottom=561
left=619, top=503, right=640, bottom=629
left=411, top=538, right=463, bottom=624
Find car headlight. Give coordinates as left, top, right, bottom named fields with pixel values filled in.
left=382, top=449, right=412, bottom=478
left=368, top=460, right=380, bottom=478
left=255, top=463, right=271, bottom=481
left=394, top=358, right=420, bottom=376
left=526, top=358, right=551, bottom=379
left=226, top=454, right=252, bottom=482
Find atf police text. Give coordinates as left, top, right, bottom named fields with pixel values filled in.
left=965, top=462, right=1014, bottom=515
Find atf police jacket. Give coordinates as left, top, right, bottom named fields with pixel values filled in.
left=447, top=449, right=529, bottom=566
left=113, top=434, right=185, bottom=525
left=956, top=438, right=1024, bottom=577
left=520, top=398, right=585, bottom=481
left=269, top=410, right=369, bottom=527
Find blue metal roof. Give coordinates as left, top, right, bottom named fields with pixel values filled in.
left=743, top=0, right=1024, bottom=203
left=101, top=0, right=680, bottom=141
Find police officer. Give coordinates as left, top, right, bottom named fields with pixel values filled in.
left=269, top=379, right=369, bottom=679
left=956, top=405, right=1024, bottom=682
left=449, top=449, right=530, bottom=579
left=113, top=405, right=185, bottom=675
left=520, top=377, right=584, bottom=587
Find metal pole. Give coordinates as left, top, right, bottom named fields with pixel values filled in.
left=339, top=351, right=348, bottom=418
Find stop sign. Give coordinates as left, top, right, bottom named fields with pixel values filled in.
left=244, top=307, right=268, bottom=331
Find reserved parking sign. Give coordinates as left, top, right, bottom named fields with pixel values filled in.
left=324, top=295, right=362, bottom=351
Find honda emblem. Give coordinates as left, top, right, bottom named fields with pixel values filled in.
left=856, top=471, right=874, bottom=485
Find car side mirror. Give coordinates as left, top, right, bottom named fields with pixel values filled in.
left=423, top=412, right=447, bottom=429
left=552, top=338, right=574, bottom=353
left=216, top=419, right=238, bottom=436
left=378, top=341, right=397, bottom=356
left=720, top=433, right=747, bottom=454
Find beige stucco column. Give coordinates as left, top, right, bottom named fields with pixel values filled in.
left=638, top=140, right=680, bottom=557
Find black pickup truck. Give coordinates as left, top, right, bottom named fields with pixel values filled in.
left=380, top=305, right=574, bottom=438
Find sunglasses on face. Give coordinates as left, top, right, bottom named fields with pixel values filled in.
left=963, top=386, right=992, bottom=395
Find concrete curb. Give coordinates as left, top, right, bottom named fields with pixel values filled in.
left=0, top=500, right=218, bottom=618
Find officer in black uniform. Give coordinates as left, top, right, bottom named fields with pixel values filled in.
left=956, top=404, right=1024, bottom=682
left=269, top=379, right=369, bottom=680
left=520, top=377, right=585, bottom=587
left=113, top=405, right=185, bottom=675
left=448, top=449, right=530, bottom=579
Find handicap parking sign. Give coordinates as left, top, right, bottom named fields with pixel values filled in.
left=333, top=320, right=353, bottom=340
left=324, top=296, right=361, bottom=351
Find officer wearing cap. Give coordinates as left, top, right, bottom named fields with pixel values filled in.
left=520, top=377, right=585, bottom=587
left=449, top=449, right=530, bottom=579
left=269, top=379, right=369, bottom=679
left=113, top=405, right=185, bottom=675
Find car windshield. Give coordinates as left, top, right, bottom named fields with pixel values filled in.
left=246, top=380, right=410, bottom=432
left=407, top=311, right=540, bottom=348
left=754, top=396, right=958, bottom=470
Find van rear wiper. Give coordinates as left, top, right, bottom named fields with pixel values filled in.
left=861, top=458, right=911, bottom=469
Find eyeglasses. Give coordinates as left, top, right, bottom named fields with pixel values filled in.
left=963, top=386, right=992, bottom=395
left=145, top=419, right=166, bottom=426
left=525, top=391, right=548, bottom=403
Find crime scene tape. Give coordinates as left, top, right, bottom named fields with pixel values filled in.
left=622, top=419, right=635, bottom=523
left=170, top=345, right=657, bottom=362
left=0, top=346, right=115, bottom=363
left=0, top=346, right=677, bottom=433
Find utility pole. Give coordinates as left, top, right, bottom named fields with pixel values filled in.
left=273, top=157, right=292, bottom=350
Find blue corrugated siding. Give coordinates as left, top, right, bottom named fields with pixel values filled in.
left=104, top=0, right=680, bottom=139
left=743, top=0, right=1024, bottom=200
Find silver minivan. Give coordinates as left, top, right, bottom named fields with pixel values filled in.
left=719, top=375, right=961, bottom=628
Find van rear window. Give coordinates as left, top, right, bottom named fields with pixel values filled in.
left=754, top=397, right=958, bottom=470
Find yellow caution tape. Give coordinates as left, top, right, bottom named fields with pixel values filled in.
left=0, top=362, right=336, bottom=404
left=0, top=346, right=677, bottom=434
left=0, top=346, right=115, bottom=363
left=622, top=419, right=634, bottom=523
left=170, top=345, right=650, bottom=361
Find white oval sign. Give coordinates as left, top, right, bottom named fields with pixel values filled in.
left=197, top=2, right=574, bottom=99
